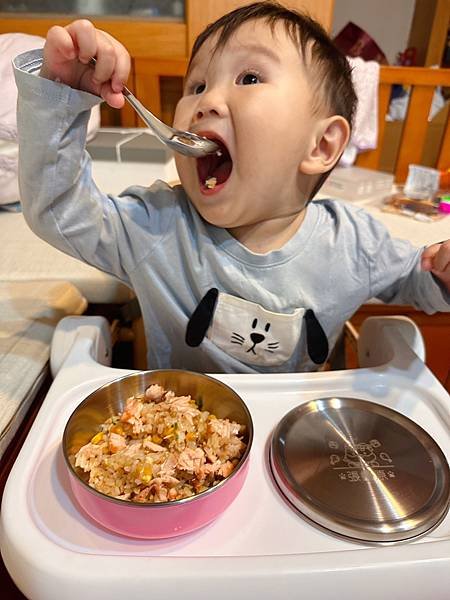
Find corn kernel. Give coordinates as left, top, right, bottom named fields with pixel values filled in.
left=110, top=424, right=124, bottom=435
left=91, top=432, right=104, bottom=444
left=141, top=464, right=153, bottom=483
left=133, top=462, right=153, bottom=484
left=163, top=427, right=175, bottom=438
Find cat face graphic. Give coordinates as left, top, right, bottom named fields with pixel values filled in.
left=230, top=317, right=280, bottom=355
left=231, top=318, right=280, bottom=357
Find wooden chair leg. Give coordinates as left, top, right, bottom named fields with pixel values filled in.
left=131, top=316, right=148, bottom=370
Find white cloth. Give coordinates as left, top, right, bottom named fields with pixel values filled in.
left=0, top=33, right=100, bottom=205
left=0, top=280, right=86, bottom=458
left=0, top=140, right=20, bottom=206
left=0, top=33, right=47, bottom=141
left=0, top=211, right=135, bottom=304
left=340, top=56, right=380, bottom=167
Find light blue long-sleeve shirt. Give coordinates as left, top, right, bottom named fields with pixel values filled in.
left=13, top=49, right=450, bottom=373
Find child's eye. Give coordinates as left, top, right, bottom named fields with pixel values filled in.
left=193, top=82, right=206, bottom=95
left=236, top=71, right=262, bottom=85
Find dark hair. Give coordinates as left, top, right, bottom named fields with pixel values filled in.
left=189, top=1, right=357, bottom=198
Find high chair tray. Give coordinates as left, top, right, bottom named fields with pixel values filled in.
left=2, top=356, right=450, bottom=599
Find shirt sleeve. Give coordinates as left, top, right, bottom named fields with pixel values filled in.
left=356, top=207, right=450, bottom=313
left=13, top=49, right=177, bottom=284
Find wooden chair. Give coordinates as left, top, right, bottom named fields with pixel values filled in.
left=338, top=65, right=450, bottom=388
left=355, top=66, right=450, bottom=182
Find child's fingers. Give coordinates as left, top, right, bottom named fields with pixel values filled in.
left=90, top=33, right=117, bottom=85
left=102, top=31, right=131, bottom=93
left=421, top=242, right=442, bottom=271
left=43, top=19, right=130, bottom=106
left=92, top=32, right=130, bottom=103
left=110, top=46, right=130, bottom=93
left=45, top=25, right=77, bottom=62
left=65, top=19, right=98, bottom=65
left=99, top=81, right=125, bottom=109
left=431, top=240, right=450, bottom=273
left=433, top=261, right=450, bottom=288
left=41, top=25, right=83, bottom=83
left=421, top=241, right=450, bottom=289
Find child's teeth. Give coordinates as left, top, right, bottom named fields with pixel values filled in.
left=216, top=150, right=222, bottom=157
left=205, top=176, right=217, bottom=189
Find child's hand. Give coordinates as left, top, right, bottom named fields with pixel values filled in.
left=421, top=240, right=450, bottom=292
left=40, top=19, right=130, bottom=108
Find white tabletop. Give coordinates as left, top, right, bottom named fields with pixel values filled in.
left=342, top=195, right=449, bottom=248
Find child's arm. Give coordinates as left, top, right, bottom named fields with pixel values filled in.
left=421, top=241, right=450, bottom=293
left=345, top=206, right=450, bottom=312
left=13, top=21, right=177, bottom=286
left=40, top=19, right=130, bottom=109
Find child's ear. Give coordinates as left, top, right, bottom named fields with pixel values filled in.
left=300, top=116, right=350, bottom=175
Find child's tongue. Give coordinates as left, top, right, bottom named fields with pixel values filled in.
left=210, top=159, right=232, bottom=183
left=197, top=144, right=232, bottom=186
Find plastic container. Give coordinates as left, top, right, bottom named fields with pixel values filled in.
left=320, top=166, right=394, bottom=201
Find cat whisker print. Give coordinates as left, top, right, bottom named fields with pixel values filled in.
left=265, top=341, right=280, bottom=354
left=231, top=332, right=245, bottom=341
left=231, top=332, right=245, bottom=346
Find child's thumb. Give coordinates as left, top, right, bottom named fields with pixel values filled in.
left=421, top=257, right=433, bottom=271
left=420, top=243, right=440, bottom=271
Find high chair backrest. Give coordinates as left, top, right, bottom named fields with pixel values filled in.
left=355, top=66, right=450, bottom=183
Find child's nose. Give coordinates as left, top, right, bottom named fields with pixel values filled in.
left=196, top=106, right=218, bottom=120
left=194, top=89, right=228, bottom=121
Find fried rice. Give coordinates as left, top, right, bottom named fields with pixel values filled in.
left=72, top=384, right=247, bottom=503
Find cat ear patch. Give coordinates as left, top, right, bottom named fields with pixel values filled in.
left=185, top=288, right=219, bottom=347
left=304, top=309, right=329, bottom=364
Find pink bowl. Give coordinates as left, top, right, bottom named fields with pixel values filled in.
left=63, top=370, right=253, bottom=539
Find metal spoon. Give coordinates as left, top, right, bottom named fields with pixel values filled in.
left=89, top=57, right=219, bottom=158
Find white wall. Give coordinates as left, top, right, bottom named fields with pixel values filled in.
left=332, top=0, right=416, bottom=64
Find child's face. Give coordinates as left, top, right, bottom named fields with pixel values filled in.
left=173, top=19, right=323, bottom=232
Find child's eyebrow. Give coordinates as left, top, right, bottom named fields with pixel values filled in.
left=188, top=42, right=281, bottom=75
left=232, top=43, right=281, bottom=64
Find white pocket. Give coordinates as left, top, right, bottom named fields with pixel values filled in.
left=207, top=292, right=304, bottom=367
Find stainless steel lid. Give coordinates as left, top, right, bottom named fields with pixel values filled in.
left=270, top=397, right=450, bottom=544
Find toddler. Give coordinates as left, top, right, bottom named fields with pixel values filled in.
left=13, top=1, right=450, bottom=373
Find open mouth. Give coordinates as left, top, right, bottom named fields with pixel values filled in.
left=196, top=136, right=233, bottom=191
